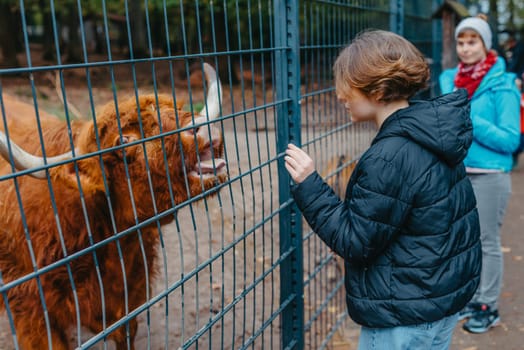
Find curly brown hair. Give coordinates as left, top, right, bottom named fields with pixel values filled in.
left=333, top=30, right=430, bottom=102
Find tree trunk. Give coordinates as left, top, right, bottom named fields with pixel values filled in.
left=129, top=0, right=147, bottom=58
left=65, top=1, right=81, bottom=63
left=489, top=0, right=500, bottom=53
left=0, top=3, right=19, bottom=68
left=214, top=3, right=240, bottom=85
left=508, top=0, right=516, bottom=31
left=41, top=0, right=56, bottom=61
left=94, top=18, right=106, bottom=54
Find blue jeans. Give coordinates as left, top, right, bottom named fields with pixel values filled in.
left=357, top=313, right=459, bottom=350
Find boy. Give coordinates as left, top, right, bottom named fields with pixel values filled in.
left=285, top=30, right=481, bottom=349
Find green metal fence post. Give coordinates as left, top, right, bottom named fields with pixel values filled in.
left=390, top=0, right=404, bottom=35
left=433, top=0, right=443, bottom=96
left=274, top=0, right=304, bottom=349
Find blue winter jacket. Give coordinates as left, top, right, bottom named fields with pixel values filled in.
left=440, top=57, right=520, bottom=171
left=291, top=89, right=481, bottom=328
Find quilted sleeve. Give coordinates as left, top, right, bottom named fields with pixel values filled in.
left=292, top=156, right=412, bottom=265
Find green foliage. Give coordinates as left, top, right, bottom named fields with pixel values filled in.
left=183, top=102, right=204, bottom=113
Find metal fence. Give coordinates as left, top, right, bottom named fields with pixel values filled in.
left=0, top=1, right=440, bottom=349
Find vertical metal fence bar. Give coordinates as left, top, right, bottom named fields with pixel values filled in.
left=274, top=0, right=304, bottom=349
left=433, top=0, right=444, bottom=96
left=390, top=0, right=404, bottom=34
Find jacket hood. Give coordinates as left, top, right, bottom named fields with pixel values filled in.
left=373, top=89, right=472, bottom=166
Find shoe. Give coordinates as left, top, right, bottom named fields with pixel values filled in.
left=462, top=304, right=500, bottom=333
left=458, top=302, right=481, bottom=321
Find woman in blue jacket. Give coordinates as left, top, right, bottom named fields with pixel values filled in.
left=285, top=30, right=481, bottom=349
left=440, top=15, right=520, bottom=334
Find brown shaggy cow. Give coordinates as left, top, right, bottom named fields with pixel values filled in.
left=322, top=154, right=356, bottom=199
left=0, top=63, right=226, bottom=349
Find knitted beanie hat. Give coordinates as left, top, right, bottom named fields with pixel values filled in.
left=455, top=17, right=492, bottom=51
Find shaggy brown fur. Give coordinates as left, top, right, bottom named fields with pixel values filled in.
left=0, top=92, right=226, bottom=349
left=322, top=154, right=356, bottom=199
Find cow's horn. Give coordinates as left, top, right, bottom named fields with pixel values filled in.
left=198, top=63, right=222, bottom=119
left=0, top=131, right=74, bottom=178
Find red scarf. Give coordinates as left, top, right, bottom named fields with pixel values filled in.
left=454, top=50, right=498, bottom=98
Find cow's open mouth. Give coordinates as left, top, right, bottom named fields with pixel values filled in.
left=189, top=147, right=226, bottom=179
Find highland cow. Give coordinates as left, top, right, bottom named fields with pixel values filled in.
left=0, top=63, right=226, bottom=349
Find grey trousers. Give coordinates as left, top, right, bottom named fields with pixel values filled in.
left=468, top=172, right=511, bottom=310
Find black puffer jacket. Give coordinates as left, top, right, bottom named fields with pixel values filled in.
left=292, top=89, right=481, bottom=328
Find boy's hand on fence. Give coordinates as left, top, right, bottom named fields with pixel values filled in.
left=285, top=144, right=315, bottom=184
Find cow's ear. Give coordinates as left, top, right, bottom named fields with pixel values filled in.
left=52, top=157, right=106, bottom=194
left=52, top=122, right=107, bottom=194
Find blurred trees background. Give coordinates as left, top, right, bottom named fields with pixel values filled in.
left=460, top=0, right=524, bottom=33
left=0, top=0, right=274, bottom=86
left=1, top=0, right=524, bottom=76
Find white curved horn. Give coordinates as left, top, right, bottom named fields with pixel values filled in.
left=0, top=130, right=74, bottom=178
left=198, top=62, right=222, bottom=120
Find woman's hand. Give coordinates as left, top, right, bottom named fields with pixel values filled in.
left=284, top=143, right=315, bottom=183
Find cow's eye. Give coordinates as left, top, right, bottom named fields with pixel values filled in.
left=120, top=136, right=130, bottom=145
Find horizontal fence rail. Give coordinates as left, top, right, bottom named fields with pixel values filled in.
left=0, top=0, right=439, bottom=349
